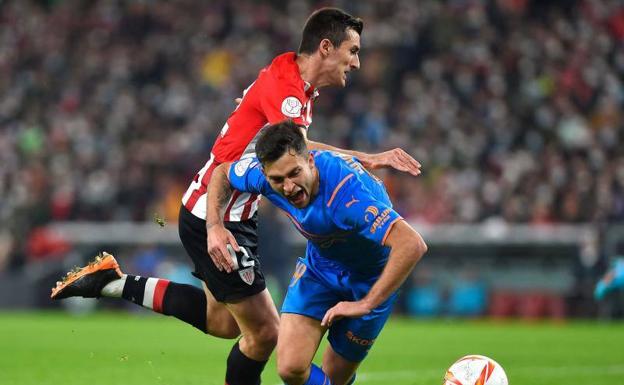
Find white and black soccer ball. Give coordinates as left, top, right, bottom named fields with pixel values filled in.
left=443, top=355, right=508, bottom=385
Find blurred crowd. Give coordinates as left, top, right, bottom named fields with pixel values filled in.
left=2, top=0, right=624, bottom=270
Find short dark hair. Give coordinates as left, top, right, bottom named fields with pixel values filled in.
left=298, top=8, right=363, bottom=55
left=256, top=120, right=308, bottom=165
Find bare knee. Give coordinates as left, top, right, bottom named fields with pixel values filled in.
left=277, top=359, right=309, bottom=385
left=242, top=319, right=279, bottom=358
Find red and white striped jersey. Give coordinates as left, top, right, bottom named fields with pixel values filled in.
left=182, top=52, right=319, bottom=221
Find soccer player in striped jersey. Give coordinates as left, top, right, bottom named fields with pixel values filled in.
left=51, top=8, right=421, bottom=385
left=206, top=121, right=427, bottom=385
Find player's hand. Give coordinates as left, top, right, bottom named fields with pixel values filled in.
left=207, top=224, right=240, bottom=273
left=360, top=148, right=421, bottom=177
left=321, top=300, right=372, bottom=327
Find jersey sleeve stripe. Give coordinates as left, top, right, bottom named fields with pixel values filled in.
left=326, top=173, right=354, bottom=208
left=381, top=217, right=403, bottom=246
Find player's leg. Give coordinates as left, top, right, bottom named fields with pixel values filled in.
left=276, top=313, right=326, bottom=385
left=322, top=287, right=398, bottom=385
left=321, top=345, right=359, bottom=385
left=202, top=282, right=241, bottom=338
left=178, top=205, right=280, bottom=384
left=277, top=259, right=344, bottom=385
left=223, top=288, right=280, bottom=385
left=50, top=205, right=241, bottom=338
left=49, top=251, right=234, bottom=335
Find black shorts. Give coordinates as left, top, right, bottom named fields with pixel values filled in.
left=178, top=205, right=266, bottom=302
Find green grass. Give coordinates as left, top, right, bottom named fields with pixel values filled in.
left=0, top=311, right=623, bottom=385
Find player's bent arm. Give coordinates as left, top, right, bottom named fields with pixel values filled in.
left=205, top=162, right=234, bottom=229
left=361, top=219, right=427, bottom=310
left=205, top=162, right=240, bottom=273
left=301, top=128, right=421, bottom=177
left=321, top=220, right=426, bottom=326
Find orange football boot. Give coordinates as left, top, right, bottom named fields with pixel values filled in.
left=51, top=252, right=123, bottom=300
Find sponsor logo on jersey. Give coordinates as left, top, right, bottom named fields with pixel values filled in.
left=234, top=158, right=254, bottom=177
left=369, top=208, right=392, bottom=234
left=364, top=206, right=379, bottom=222
left=345, top=330, right=376, bottom=346
left=281, top=96, right=303, bottom=118
left=239, top=267, right=255, bottom=285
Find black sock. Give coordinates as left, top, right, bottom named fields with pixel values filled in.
left=161, top=282, right=207, bottom=333
left=225, top=341, right=267, bottom=385
left=121, top=275, right=148, bottom=306
left=121, top=275, right=207, bottom=333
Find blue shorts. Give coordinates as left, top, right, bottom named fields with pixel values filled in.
left=281, top=257, right=397, bottom=362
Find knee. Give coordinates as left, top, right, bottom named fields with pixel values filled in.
left=277, top=360, right=308, bottom=385
left=260, top=320, right=280, bottom=347
left=247, top=320, right=279, bottom=353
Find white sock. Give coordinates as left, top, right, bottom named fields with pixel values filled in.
left=101, top=274, right=127, bottom=298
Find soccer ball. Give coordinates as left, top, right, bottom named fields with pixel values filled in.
left=443, top=355, right=508, bottom=385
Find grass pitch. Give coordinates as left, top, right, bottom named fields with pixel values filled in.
left=0, top=311, right=623, bottom=385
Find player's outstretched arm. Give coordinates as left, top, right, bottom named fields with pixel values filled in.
left=321, top=220, right=427, bottom=326
left=205, top=162, right=240, bottom=273
left=304, top=134, right=421, bottom=177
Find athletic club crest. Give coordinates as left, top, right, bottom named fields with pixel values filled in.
left=239, top=267, right=255, bottom=285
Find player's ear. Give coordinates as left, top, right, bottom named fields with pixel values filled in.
left=307, top=152, right=315, bottom=168
left=319, top=38, right=333, bottom=57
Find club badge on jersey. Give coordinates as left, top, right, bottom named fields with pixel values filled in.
left=239, top=268, right=255, bottom=285
left=226, top=244, right=256, bottom=285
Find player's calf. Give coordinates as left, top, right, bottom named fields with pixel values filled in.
left=225, top=340, right=270, bottom=385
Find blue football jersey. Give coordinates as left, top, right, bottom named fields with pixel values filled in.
left=228, top=151, right=402, bottom=277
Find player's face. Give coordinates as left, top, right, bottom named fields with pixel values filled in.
left=325, top=28, right=360, bottom=87
left=263, top=151, right=318, bottom=208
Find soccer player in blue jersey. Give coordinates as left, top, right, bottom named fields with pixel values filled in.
left=205, top=120, right=428, bottom=385
left=595, top=257, right=624, bottom=300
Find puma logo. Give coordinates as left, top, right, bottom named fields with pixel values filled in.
left=345, top=196, right=360, bottom=208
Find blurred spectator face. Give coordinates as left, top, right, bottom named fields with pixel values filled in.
left=323, top=28, right=360, bottom=87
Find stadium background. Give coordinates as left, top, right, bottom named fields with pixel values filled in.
left=1, top=0, right=624, bottom=384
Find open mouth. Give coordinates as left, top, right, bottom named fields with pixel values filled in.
left=288, top=190, right=306, bottom=205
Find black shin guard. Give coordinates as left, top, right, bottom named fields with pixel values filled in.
left=225, top=341, right=267, bottom=385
